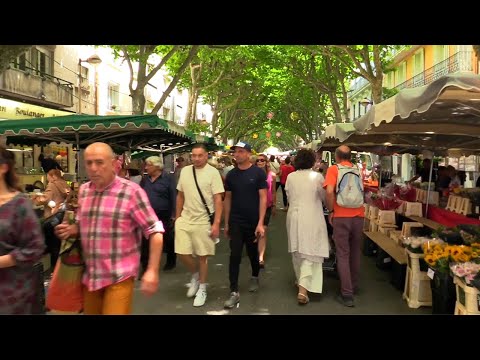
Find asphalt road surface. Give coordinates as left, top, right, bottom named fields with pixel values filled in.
left=132, top=198, right=431, bottom=315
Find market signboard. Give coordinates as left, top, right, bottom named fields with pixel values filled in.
left=0, top=97, right=72, bottom=120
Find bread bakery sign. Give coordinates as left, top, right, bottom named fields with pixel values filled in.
left=0, top=97, right=71, bottom=120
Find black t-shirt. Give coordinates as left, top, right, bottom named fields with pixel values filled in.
left=419, top=167, right=436, bottom=183
left=225, top=165, right=268, bottom=225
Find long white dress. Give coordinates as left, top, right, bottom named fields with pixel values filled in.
left=286, top=169, right=330, bottom=293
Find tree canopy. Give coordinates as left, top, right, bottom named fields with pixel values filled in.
left=103, top=45, right=407, bottom=151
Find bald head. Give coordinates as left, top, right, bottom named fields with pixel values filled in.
left=84, top=142, right=117, bottom=190
left=335, top=145, right=351, bottom=162
left=85, top=142, right=115, bottom=159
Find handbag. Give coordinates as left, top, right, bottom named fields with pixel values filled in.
left=45, top=210, right=85, bottom=313
left=193, top=167, right=215, bottom=225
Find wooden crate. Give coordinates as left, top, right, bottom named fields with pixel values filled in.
left=389, top=230, right=403, bottom=246
left=402, top=222, right=424, bottom=238
left=404, top=202, right=423, bottom=217
left=453, top=276, right=480, bottom=315
left=403, top=250, right=432, bottom=308
left=378, top=224, right=397, bottom=237
left=368, top=206, right=379, bottom=220
left=375, top=210, right=396, bottom=225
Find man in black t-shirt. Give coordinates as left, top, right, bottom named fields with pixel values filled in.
left=409, top=158, right=436, bottom=183
left=223, top=141, right=267, bottom=309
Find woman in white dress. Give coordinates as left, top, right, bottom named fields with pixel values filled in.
left=286, top=149, right=330, bottom=305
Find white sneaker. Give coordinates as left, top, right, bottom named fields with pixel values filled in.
left=187, top=278, right=200, bottom=298
left=193, top=288, right=207, bottom=307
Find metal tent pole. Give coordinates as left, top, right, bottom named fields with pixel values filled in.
left=425, top=152, right=435, bottom=216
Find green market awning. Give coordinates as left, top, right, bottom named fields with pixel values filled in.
left=131, top=137, right=221, bottom=159
left=0, top=114, right=195, bottom=152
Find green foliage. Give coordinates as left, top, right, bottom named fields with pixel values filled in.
left=186, top=121, right=210, bottom=134
left=382, top=87, right=399, bottom=100
left=101, top=44, right=411, bottom=150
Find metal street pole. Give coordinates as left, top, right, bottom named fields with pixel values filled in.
left=77, top=59, right=82, bottom=114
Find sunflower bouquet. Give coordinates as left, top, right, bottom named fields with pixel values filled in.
left=423, top=243, right=480, bottom=273
left=423, top=242, right=450, bottom=273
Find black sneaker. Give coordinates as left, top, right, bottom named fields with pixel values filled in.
left=336, top=294, right=355, bottom=307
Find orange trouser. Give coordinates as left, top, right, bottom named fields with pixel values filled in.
left=83, top=277, right=134, bottom=315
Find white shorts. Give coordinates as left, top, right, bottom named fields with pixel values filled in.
left=174, top=217, right=215, bottom=256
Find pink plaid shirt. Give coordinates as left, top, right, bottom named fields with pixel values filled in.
left=77, top=176, right=164, bottom=291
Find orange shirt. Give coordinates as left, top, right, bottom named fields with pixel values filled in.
left=323, top=161, right=365, bottom=218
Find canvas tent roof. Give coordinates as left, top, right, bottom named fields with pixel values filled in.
left=353, top=72, right=480, bottom=140
left=320, top=122, right=480, bottom=156
left=0, top=114, right=208, bottom=152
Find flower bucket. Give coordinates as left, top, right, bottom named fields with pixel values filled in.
left=430, top=270, right=456, bottom=314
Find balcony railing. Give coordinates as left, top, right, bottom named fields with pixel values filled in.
left=0, top=66, right=74, bottom=108
left=349, top=77, right=370, bottom=94
left=395, top=51, right=473, bottom=90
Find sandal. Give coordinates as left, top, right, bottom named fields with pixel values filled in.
left=297, top=293, right=309, bottom=305
left=259, top=261, right=265, bottom=269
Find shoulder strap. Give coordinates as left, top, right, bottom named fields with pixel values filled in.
left=193, top=167, right=211, bottom=217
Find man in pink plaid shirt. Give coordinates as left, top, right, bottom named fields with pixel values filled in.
left=55, top=142, right=164, bottom=315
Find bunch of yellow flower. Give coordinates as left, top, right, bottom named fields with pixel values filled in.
left=423, top=243, right=450, bottom=273
left=423, top=242, right=480, bottom=273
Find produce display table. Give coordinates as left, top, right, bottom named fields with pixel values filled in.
left=364, top=231, right=407, bottom=264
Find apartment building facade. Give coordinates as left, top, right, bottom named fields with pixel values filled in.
left=348, top=45, right=479, bottom=122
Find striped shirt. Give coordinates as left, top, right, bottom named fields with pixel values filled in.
left=77, top=176, right=164, bottom=291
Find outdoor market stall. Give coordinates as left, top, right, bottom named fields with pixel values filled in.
left=0, top=114, right=199, bottom=184
left=345, top=73, right=480, bottom=314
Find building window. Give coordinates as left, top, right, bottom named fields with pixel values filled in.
left=434, top=45, right=449, bottom=64
left=11, top=46, right=53, bottom=77
left=79, top=65, right=89, bottom=89
left=108, top=83, right=119, bottom=110
left=12, top=52, right=27, bottom=71
left=413, top=49, right=425, bottom=76
left=162, top=107, right=170, bottom=119
left=395, top=61, right=407, bottom=86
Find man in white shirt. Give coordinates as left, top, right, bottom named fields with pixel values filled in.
left=175, top=143, right=225, bottom=307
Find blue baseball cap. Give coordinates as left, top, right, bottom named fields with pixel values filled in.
left=231, top=141, right=252, bottom=152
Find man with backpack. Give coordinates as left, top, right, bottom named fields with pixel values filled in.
left=323, top=145, right=364, bottom=308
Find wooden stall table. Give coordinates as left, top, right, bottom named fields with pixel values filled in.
left=364, top=231, right=407, bottom=264
left=405, top=215, right=443, bottom=231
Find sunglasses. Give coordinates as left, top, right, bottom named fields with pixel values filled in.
left=256, top=159, right=266, bottom=163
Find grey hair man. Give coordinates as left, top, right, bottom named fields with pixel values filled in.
left=140, top=156, right=177, bottom=272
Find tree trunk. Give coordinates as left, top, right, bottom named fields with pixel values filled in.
left=185, top=88, right=195, bottom=127
left=191, top=92, right=199, bottom=123
left=371, top=77, right=383, bottom=104
left=328, top=93, right=343, bottom=123
left=151, top=45, right=200, bottom=115
left=211, top=110, right=220, bottom=135
left=131, top=89, right=146, bottom=115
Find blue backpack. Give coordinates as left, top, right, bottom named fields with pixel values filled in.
left=335, top=164, right=364, bottom=208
